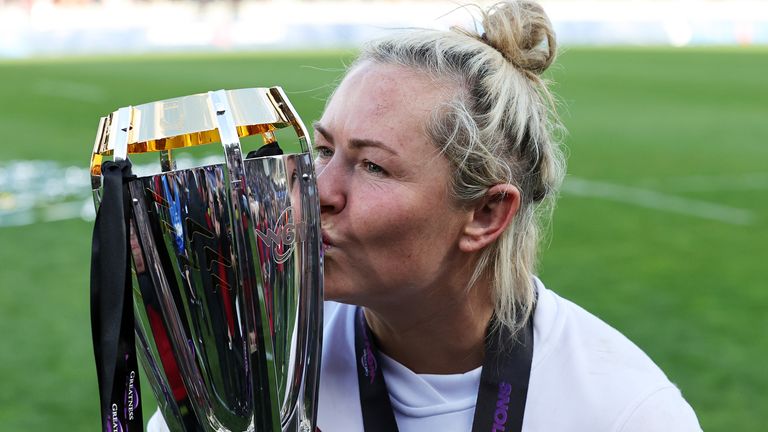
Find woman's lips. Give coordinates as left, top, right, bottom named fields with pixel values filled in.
left=321, top=231, right=334, bottom=251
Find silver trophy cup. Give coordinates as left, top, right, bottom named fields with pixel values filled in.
left=90, top=88, right=323, bottom=432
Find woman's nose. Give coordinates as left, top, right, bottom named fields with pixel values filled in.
left=315, top=158, right=346, bottom=215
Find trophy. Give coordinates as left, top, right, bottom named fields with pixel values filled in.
left=89, top=88, right=323, bottom=432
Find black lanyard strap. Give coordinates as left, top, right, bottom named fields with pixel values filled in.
left=354, top=307, right=399, bottom=431
left=90, top=160, right=144, bottom=432
left=354, top=307, right=534, bottom=432
left=471, top=313, right=534, bottom=432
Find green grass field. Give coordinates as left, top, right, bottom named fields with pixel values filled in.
left=0, top=47, right=766, bottom=430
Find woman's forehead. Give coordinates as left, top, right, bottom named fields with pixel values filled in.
left=323, top=62, right=453, bottom=141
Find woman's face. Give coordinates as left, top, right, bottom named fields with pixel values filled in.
left=314, top=61, right=474, bottom=308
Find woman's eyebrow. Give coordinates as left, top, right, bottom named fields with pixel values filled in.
left=349, top=138, right=398, bottom=156
left=313, top=121, right=398, bottom=156
left=312, top=122, right=332, bottom=143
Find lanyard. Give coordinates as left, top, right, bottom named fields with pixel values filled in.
left=354, top=307, right=534, bottom=432
left=90, top=160, right=144, bottom=432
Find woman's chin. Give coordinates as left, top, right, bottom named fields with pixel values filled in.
left=322, top=284, right=361, bottom=305
left=322, top=291, right=349, bottom=304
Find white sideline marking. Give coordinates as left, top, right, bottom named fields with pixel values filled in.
left=42, top=200, right=94, bottom=223
left=0, top=156, right=223, bottom=228
left=562, top=177, right=756, bottom=226
left=639, top=172, right=768, bottom=192
left=0, top=160, right=759, bottom=228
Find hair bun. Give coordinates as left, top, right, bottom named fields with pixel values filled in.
left=480, top=0, right=556, bottom=75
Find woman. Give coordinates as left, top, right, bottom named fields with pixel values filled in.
left=313, top=1, right=701, bottom=431
left=151, top=1, right=702, bottom=430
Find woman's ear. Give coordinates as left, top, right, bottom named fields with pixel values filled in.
left=459, top=184, right=520, bottom=252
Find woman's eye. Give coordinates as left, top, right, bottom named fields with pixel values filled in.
left=314, top=146, right=334, bottom=159
left=363, top=160, right=385, bottom=176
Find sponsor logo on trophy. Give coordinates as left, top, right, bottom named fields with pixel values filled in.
left=89, top=88, right=323, bottom=432
left=255, top=206, right=309, bottom=264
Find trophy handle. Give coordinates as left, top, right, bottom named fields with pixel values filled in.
left=267, top=87, right=311, bottom=154
left=89, top=106, right=132, bottom=208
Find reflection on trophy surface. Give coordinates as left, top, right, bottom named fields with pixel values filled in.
left=90, top=88, right=323, bottom=432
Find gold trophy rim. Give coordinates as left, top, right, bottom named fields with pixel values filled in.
left=90, top=87, right=310, bottom=183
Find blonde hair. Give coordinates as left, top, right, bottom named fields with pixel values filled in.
left=356, top=0, right=566, bottom=338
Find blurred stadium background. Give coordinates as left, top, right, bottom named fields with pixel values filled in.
left=0, top=0, right=766, bottom=430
